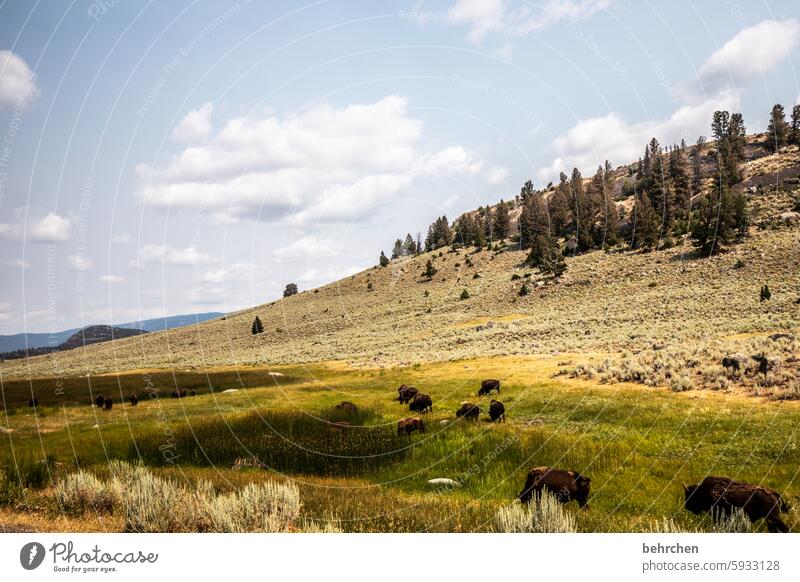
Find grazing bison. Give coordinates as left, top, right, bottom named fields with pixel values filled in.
left=478, top=379, right=500, bottom=396
left=398, top=385, right=418, bottom=404
left=722, top=353, right=749, bottom=372
left=456, top=402, right=481, bottom=420
left=489, top=399, right=505, bottom=422
left=189, top=390, right=196, bottom=397
left=335, top=401, right=358, bottom=415
left=129, top=395, right=139, bottom=407
left=518, top=466, right=591, bottom=508
left=684, top=476, right=790, bottom=532
left=409, top=393, right=433, bottom=413
left=103, top=397, right=113, bottom=411
left=94, top=394, right=105, bottom=408
left=397, top=417, right=425, bottom=435
left=171, top=389, right=187, bottom=399
left=28, top=397, right=38, bottom=407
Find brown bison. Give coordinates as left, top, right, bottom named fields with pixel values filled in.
left=129, top=395, right=139, bottom=407
left=684, top=476, right=790, bottom=532
left=518, top=466, right=591, bottom=508
left=409, top=393, right=433, bottom=413
left=456, top=402, right=481, bottom=420
left=398, top=385, right=418, bottom=404
left=489, top=399, right=505, bottom=422
left=171, top=389, right=187, bottom=399
left=478, top=379, right=500, bottom=396
left=397, top=417, right=425, bottom=435
left=28, top=397, right=38, bottom=407
left=335, top=401, right=358, bottom=415
left=94, top=394, right=105, bottom=407
left=103, top=397, right=113, bottom=411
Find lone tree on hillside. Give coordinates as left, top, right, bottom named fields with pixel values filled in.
left=766, top=104, right=790, bottom=151
left=379, top=251, right=390, bottom=267
left=391, top=238, right=404, bottom=259
left=283, top=283, right=298, bottom=297
left=423, top=259, right=437, bottom=280
left=251, top=316, right=264, bottom=335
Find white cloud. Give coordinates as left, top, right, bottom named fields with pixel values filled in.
left=30, top=213, right=71, bottom=242
left=273, top=236, right=340, bottom=262
left=448, top=0, right=610, bottom=45
left=0, top=212, right=71, bottom=242
left=68, top=255, right=93, bottom=271
left=698, top=19, right=800, bottom=90
left=112, top=233, right=132, bottom=244
left=200, top=262, right=256, bottom=284
left=171, top=102, right=214, bottom=142
left=99, top=274, right=125, bottom=283
left=0, top=50, right=38, bottom=109
left=0, top=259, right=30, bottom=268
left=131, top=244, right=212, bottom=268
left=537, top=89, right=739, bottom=181
left=486, top=166, right=510, bottom=185
left=136, top=95, right=492, bottom=226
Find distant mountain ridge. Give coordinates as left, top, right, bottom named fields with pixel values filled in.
left=0, top=325, right=147, bottom=360
left=0, top=312, right=223, bottom=353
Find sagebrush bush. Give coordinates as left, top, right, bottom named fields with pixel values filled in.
left=494, top=492, right=577, bottom=533
left=205, top=481, right=301, bottom=532
left=55, top=471, right=121, bottom=514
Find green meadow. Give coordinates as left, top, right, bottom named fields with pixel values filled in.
left=2, top=356, right=799, bottom=532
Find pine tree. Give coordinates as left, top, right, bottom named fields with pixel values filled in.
left=251, top=316, right=264, bottom=335
left=424, top=259, right=437, bottom=279
left=379, top=251, right=390, bottom=267
left=766, top=104, right=789, bottom=151
left=519, top=191, right=550, bottom=249
left=690, top=183, right=739, bottom=255
left=570, top=167, right=594, bottom=251
left=791, top=104, right=800, bottom=145
left=632, top=191, right=659, bottom=250
left=391, top=238, right=403, bottom=259
left=548, top=172, right=571, bottom=237
left=415, top=232, right=423, bottom=255
left=403, top=233, right=416, bottom=256
left=519, top=180, right=535, bottom=203
left=493, top=199, right=510, bottom=240
left=526, top=233, right=565, bottom=276
left=690, top=137, right=705, bottom=197
left=669, top=144, right=691, bottom=211
left=597, top=160, right=619, bottom=248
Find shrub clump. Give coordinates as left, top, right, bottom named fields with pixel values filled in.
left=494, top=492, right=577, bottom=533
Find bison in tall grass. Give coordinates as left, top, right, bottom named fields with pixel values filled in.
left=456, top=402, right=481, bottom=420
left=397, top=417, right=425, bottom=435
left=518, top=466, right=591, bottom=508
left=409, top=393, right=432, bottom=413
left=489, top=399, right=505, bottom=422
left=684, top=476, right=790, bottom=532
left=398, top=385, right=418, bottom=404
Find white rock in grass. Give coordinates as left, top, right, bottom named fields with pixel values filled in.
left=221, top=389, right=239, bottom=394
left=427, top=478, right=461, bottom=488
left=268, top=372, right=285, bottom=377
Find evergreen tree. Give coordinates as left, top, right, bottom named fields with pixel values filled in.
left=570, top=167, right=595, bottom=251
left=519, top=191, right=550, bottom=249
left=251, top=316, right=263, bottom=335
left=482, top=206, right=494, bottom=243
left=791, top=104, right=800, bottom=145
left=548, top=172, right=571, bottom=237
left=424, top=259, right=437, bottom=279
left=519, top=180, right=535, bottom=203
left=391, top=238, right=404, bottom=259
left=632, top=191, right=659, bottom=250
left=526, top=233, right=565, bottom=276
left=690, top=137, right=705, bottom=197
left=669, top=144, right=691, bottom=210
left=283, top=283, right=298, bottom=297
left=766, top=104, right=789, bottom=151
left=415, top=232, right=423, bottom=255
left=403, top=233, right=416, bottom=256
left=597, top=160, right=619, bottom=247
left=690, top=183, right=741, bottom=255
left=492, top=199, right=510, bottom=240
left=379, top=251, right=389, bottom=267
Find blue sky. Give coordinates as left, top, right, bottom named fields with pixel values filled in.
left=0, top=0, right=798, bottom=334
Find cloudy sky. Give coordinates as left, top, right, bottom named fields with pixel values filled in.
left=0, top=0, right=798, bottom=334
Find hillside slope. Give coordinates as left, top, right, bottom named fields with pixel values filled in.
left=1, top=148, right=798, bottom=387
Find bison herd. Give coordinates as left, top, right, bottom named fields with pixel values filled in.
left=87, top=388, right=197, bottom=410
left=390, top=377, right=792, bottom=532
left=396, top=378, right=506, bottom=436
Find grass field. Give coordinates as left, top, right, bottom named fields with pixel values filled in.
left=2, top=356, right=799, bottom=532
